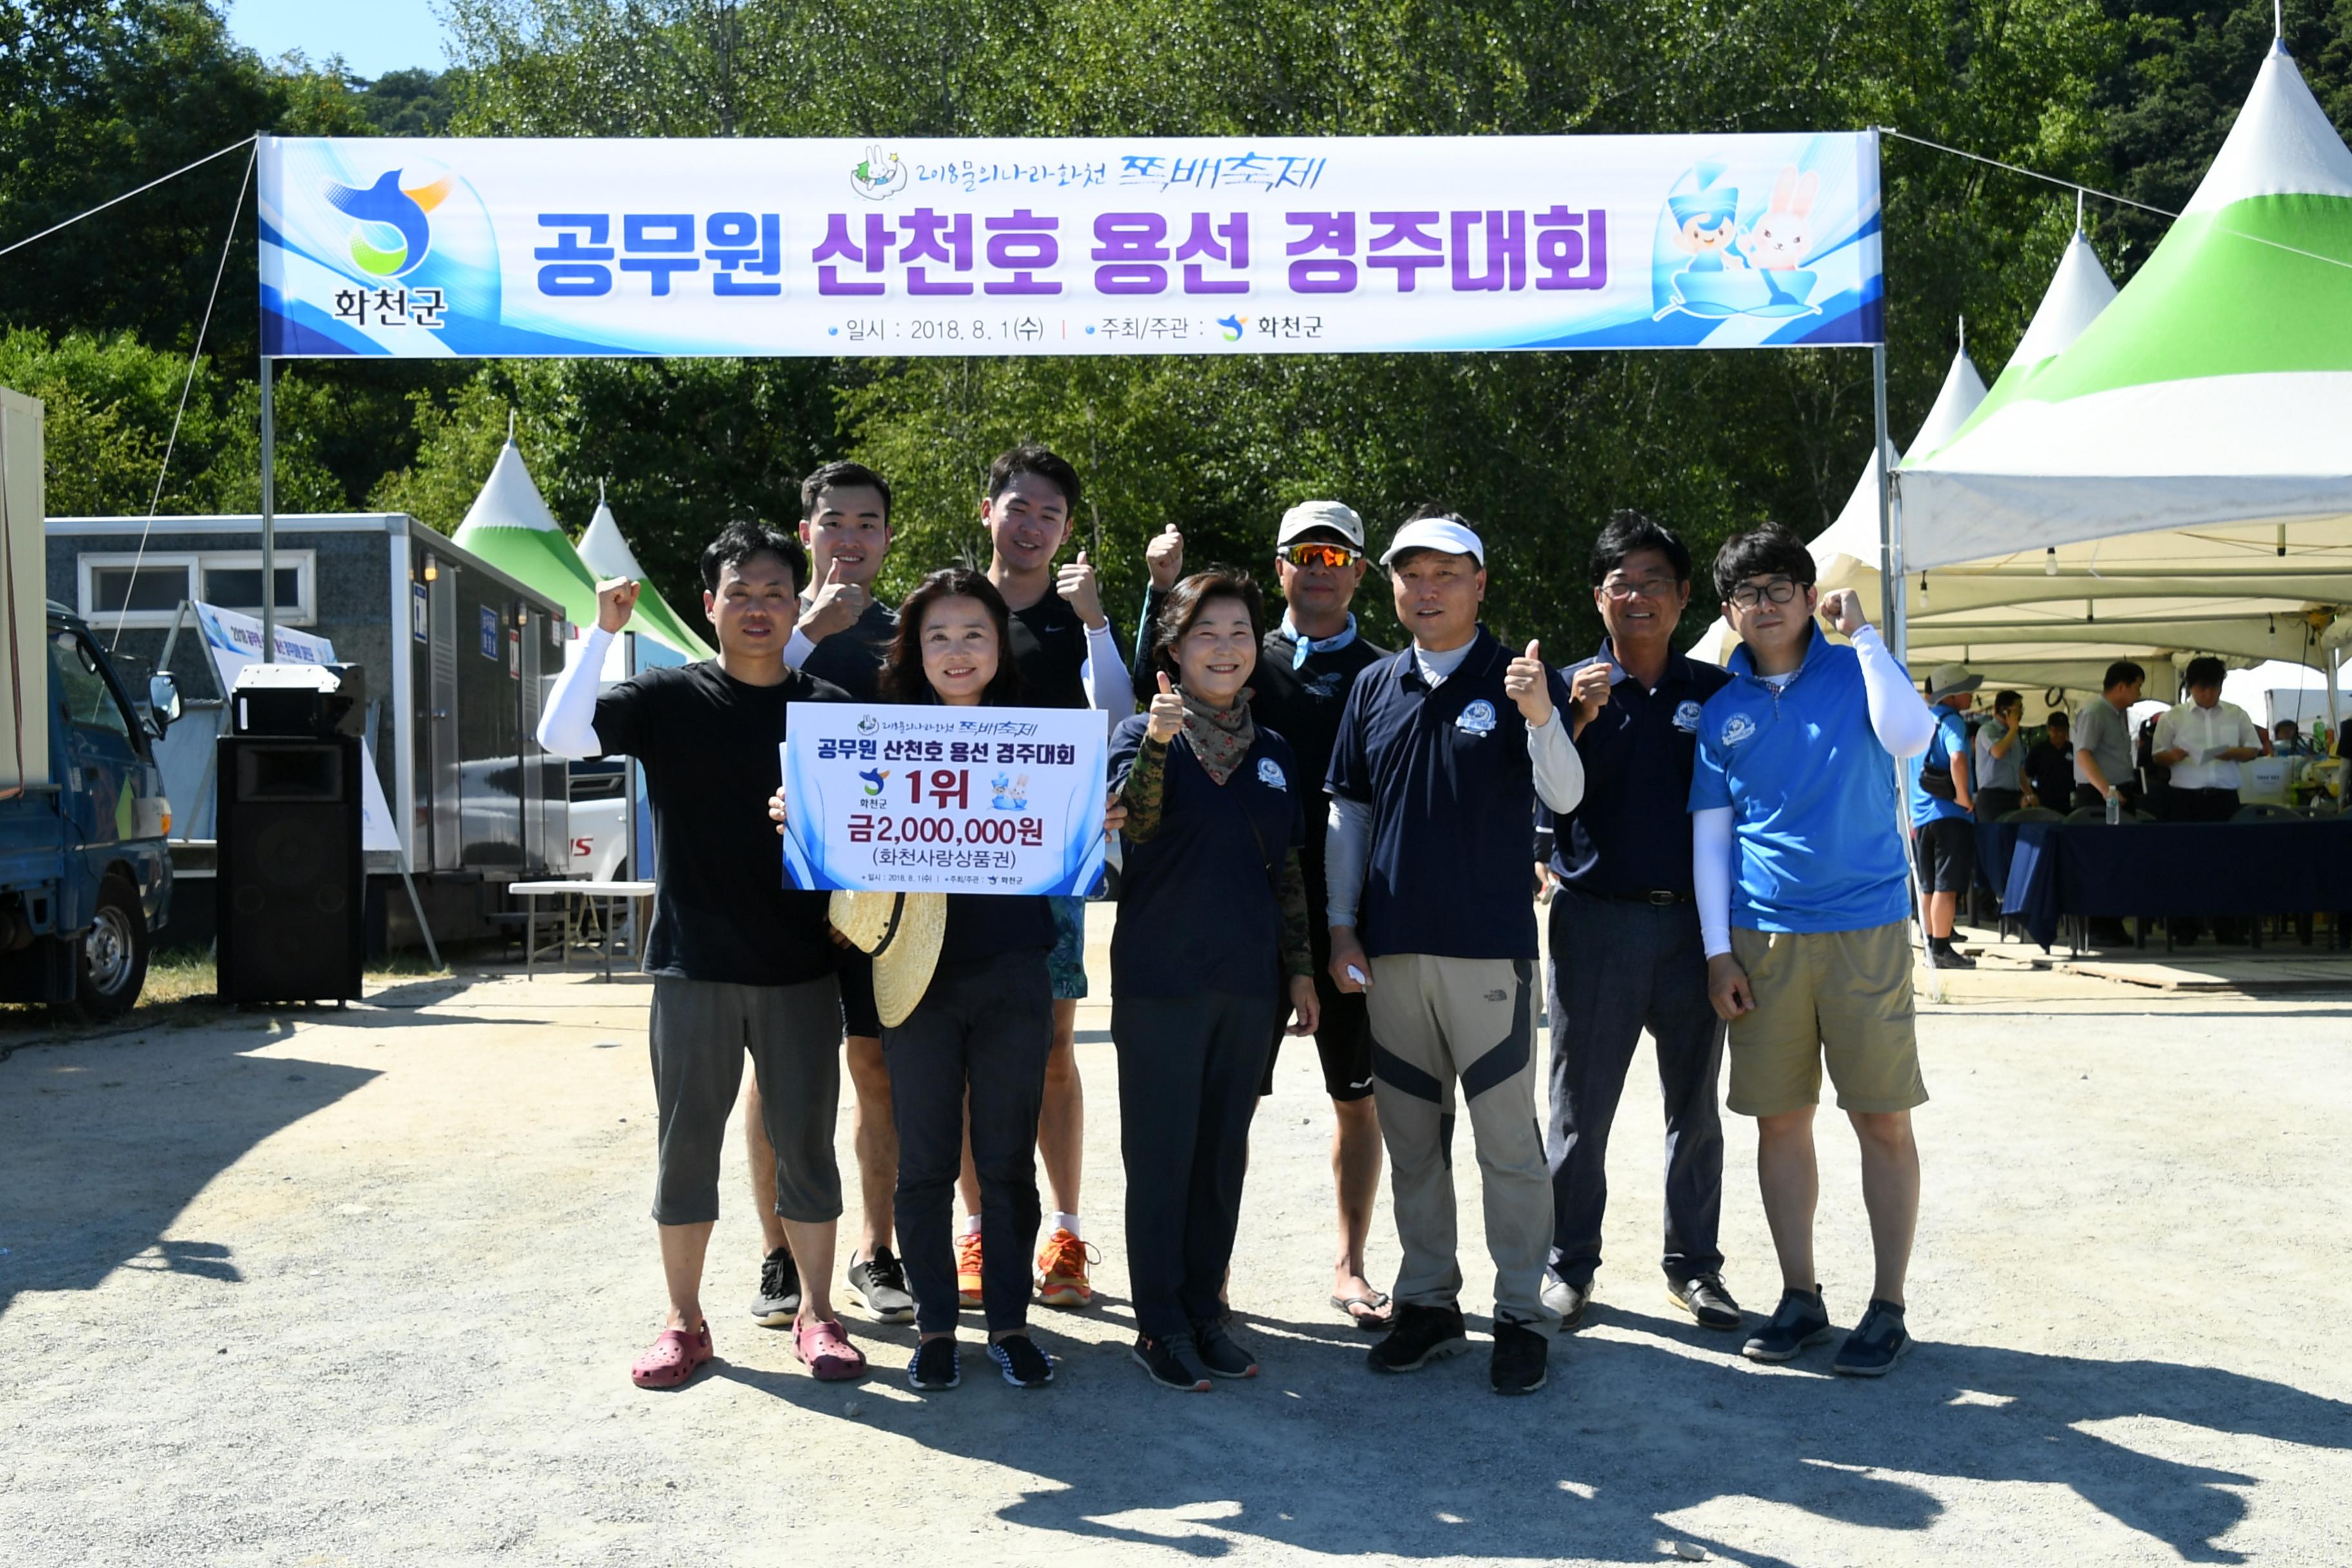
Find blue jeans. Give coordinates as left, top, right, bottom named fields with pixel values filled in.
left=1543, top=889, right=1727, bottom=1290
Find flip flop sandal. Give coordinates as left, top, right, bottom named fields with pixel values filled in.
left=631, top=1324, right=714, bottom=1389
left=1331, top=1290, right=1393, bottom=1329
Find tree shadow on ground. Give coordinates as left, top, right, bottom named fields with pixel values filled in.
left=732, top=1299, right=2348, bottom=1563
left=0, top=1028, right=377, bottom=1317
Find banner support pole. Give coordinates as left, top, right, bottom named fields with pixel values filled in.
left=259, top=353, right=276, bottom=663
left=1872, top=341, right=1903, bottom=662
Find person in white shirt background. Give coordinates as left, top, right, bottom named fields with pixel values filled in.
left=2151, top=656, right=2267, bottom=943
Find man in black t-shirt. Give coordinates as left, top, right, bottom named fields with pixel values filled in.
left=1132, top=500, right=1396, bottom=1328
left=766, top=461, right=915, bottom=1328
left=539, top=522, right=867, bottom=1389
left=2023, top=709, right=2074, bottom=810
left=974, top=446, right=1130, bottom=1309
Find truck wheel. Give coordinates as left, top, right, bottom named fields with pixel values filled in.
left=72, top=875, right=150, bottom=1021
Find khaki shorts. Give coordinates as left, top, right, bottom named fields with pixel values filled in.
left=1727, top=922, right=1927, bottom=1117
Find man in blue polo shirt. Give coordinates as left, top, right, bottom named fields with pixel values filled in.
left=1533, top=511, right=1738, bottom=1337
left=1326, top=509, right=1583, bottom=1396
left=1690, top=522, right=1935, bottom=1378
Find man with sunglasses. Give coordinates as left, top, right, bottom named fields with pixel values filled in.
left=1690, top=524, right=1936, bottom=1378
left=1532, top=511, right=1738, bottom=1338
left=1133, top=503, right=1396, bottom=1327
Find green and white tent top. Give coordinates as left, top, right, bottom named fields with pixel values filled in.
left=578, top=488, right=716, bottom=661
left=1897, top=42, right=2352, bottom=582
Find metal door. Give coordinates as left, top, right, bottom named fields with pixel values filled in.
left=427, top=570, right=460, bottom=870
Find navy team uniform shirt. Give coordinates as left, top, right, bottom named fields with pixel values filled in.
left=1006, top=587, right=1091, bottom=710
left=1537, top=643, right=1730, bottom=899
left=799, top=598, right=898, bottom=703
left=1688, top=625, right=1912, bottom=933
left=1326, top=627, right=1572, bottom=962
left=1108, top=716, right=1306, bottom=1001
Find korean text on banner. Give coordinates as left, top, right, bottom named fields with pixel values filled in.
left=780, top=705, right=1108, bottom=896
left=260, top=134, right=1883, bottom=358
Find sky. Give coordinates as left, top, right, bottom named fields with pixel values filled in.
left=226, top=0, right=458, bottom=81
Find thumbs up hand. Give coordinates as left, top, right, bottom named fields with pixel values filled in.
left=1145, top=670, right=1186, bottom=745
left=1057, top=548, right=1106, bottom=630
left=801, top=554, right=867, bottom=643
left=1145, top=523, right=1186, bottom=591
left=1505, top=638, right=1555, bottom=726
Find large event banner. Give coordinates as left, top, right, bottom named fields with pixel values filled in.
left=259, top=133, right=1883, bottom=359
left=779, top=705, right=1110, bottom=896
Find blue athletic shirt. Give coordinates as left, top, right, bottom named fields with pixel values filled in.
left=1687, top=625, right=1912, bottom=934
left=1907, top=706, right=1972, bottom=828
left=1326, top=627, right=1571, bottom=961
left=1107, top=716, right=1304, bottom=1001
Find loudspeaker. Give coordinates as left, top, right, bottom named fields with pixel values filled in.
left=217, top=736, right=364, bottom=1004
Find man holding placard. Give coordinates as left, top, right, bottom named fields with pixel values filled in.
left=539, top=522, right=867, bottom=1389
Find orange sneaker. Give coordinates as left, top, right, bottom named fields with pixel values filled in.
left=1035, top=1228, right=1097, bottom=1309
left=956, top=1230, right=985, bottom=1306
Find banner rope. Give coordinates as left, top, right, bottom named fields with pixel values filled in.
left=0, top=134, right=259, bottom=263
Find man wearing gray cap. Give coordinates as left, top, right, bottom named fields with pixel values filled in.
left=1324, top=507, right=1584, bottom=1395
left=1134, top=502, right=1396, bottom=1326
left=1910, top=664, right=1981, bottom=969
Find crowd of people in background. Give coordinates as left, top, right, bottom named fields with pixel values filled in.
left=536, top=444, right=2327, bottom=1400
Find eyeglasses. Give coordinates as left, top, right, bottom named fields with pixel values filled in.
left=1726, top=576, right=1802, bottom=610
left=1280, top=542, right=1362, bottom=571
left=1602, top=574, right=1679, bottom=602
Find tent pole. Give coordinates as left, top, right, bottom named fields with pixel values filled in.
left=259, top=354, right=276, bottom=663
left=1873, top=342, right=1903, bottom=661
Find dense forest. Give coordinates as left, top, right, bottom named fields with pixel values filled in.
left=3, top=0, right=2347, bottom=651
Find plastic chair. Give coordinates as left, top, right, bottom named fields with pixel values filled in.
left=2231, top=802, right=2298, bottom=822
left=1999, top=807, right=2064, bottom=823
left=2064, top=805, right=2150, bottom=825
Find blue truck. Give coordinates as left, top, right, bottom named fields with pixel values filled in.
left=2, top=388, right=178, bottom=1019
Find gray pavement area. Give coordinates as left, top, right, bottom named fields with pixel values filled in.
left=5, top=909, right=2351, bottom=1567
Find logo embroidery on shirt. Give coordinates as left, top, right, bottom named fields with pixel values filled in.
left=1257, top=758, right=1288, bottom=790
left=1674, top=700, right=1703, bottom=734
left=1719, top=711, right=1758, bottom=748
left=1457, top=699, right=1498, bottom=736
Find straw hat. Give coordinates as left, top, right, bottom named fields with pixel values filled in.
left=827, top=889, right=946, bottom=1028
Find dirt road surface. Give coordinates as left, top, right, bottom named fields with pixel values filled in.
left=5, top=917, right=2349, bottom=1567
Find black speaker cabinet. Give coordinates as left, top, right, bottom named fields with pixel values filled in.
left=217, top=736, right=364, bottom=1004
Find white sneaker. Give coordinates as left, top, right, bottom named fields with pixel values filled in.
left=1541, top=1273, right=1591, bottom=1329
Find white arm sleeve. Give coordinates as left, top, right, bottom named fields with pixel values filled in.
left=1526, top=708, right=1585, bottom=814
left=1081, top=620, right=1132, bottom=713
left=1324, top=794, right=1373, bottom=929
left=538, top=625, right=613, bottom=758
left=781, top=627, right=817, bottom=671
left=1852, top=625, right=1936, bottom=758
left=1693, top=805, right=1736, bottom=958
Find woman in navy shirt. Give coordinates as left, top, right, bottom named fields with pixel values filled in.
left=1110, top=568, right=1318, bottom=1391
left=773, top=567, right=1121, bottom=1394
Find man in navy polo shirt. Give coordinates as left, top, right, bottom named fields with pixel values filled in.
left=1326, top=509, right=1584, bottom=1396
left=1533, top=511, right=1738, bottom=1337
left=1690, top=522, right=1936, bottom=1378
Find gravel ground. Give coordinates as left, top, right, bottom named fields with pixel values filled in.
left=5, top=916, right=2349, bottom=1568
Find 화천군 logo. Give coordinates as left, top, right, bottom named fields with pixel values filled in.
left=324, top=163, right=458, bottom=278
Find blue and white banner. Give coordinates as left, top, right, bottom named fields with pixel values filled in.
left=259, top=133, right=1883, bottom=358
left=779, top=705, right=1109, bottom=896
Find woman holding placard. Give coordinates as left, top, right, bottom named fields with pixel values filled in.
left=771, top=566, right=1122, bottom=1394
left=1110, top=567, right=1320, bottom=1392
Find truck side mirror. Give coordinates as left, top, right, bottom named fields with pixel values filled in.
left=147, top=672, right=182, bottom=735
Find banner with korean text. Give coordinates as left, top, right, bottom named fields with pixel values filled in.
left=779, top=706, right=1110, bottom=896
left=259, top=134, right=1883, bottom=358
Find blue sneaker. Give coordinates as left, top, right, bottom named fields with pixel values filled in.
left=1833, top=1298, right=1912, bottom=1377
left=1741, top=1287, right=1834, bottom=1363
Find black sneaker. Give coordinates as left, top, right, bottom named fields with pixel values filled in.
left=1489, top=1321, right=1549, bottom=1395
left=1366, top=1302, right=1471, bottom=1374
left=1930, top=941, right=1977, bottom=969
left=749, top=1246, right=801, bottom=1327
left=1834, top=1298, right=1912, bottom=1377
left=1189, top=1316, right=1259, bottom=1379
left=1132, top=1331, right=1212, bottom=1392
left=907, top=1336, right=960, bottom=1391
left=1667, top=1272, right=1743, bottom=1332
left=847, top=1247, right=916, bottom=1323
left=1741, top=1287, right=1834, bottom=1363
left=988, top=1333, right=1055, bottom=1388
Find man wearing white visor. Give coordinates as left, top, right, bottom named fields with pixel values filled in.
left=1324, top=507, right=1584, bottom=1395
